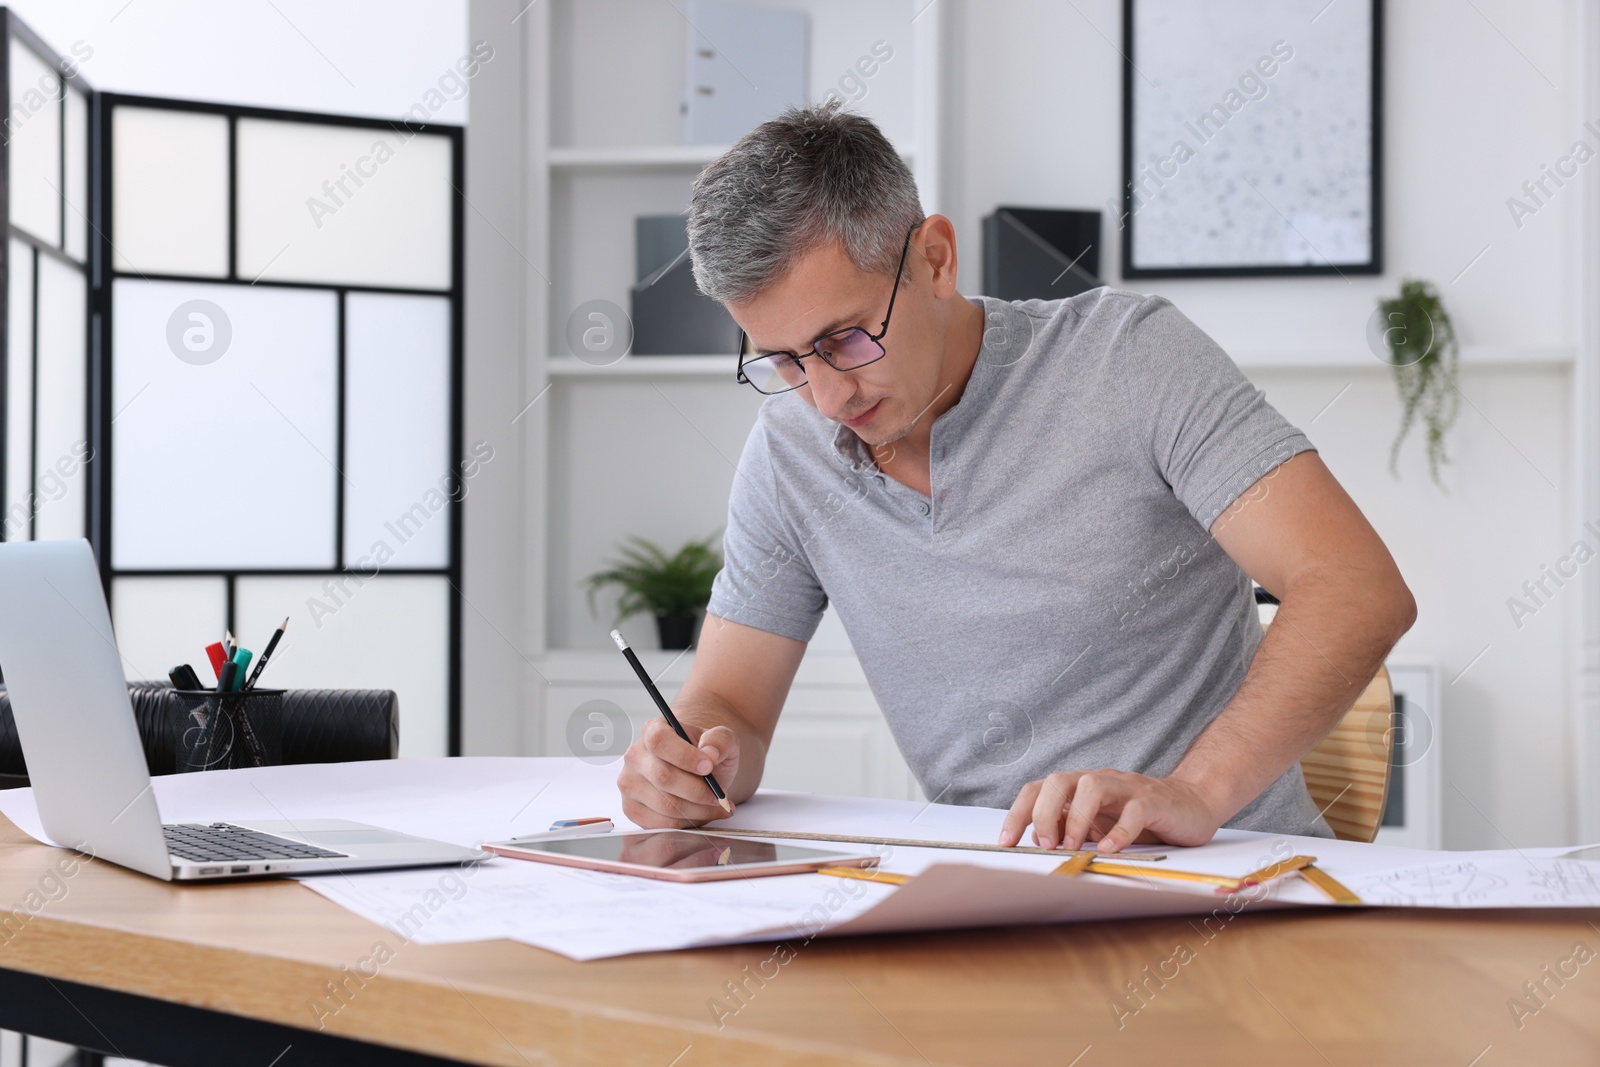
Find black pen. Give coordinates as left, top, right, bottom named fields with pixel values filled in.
left=244, top=616, right=289, bottom=689
left=609, top=629, right=732, bottom=814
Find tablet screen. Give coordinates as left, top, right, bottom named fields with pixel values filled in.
left=523, top=831, right=840, bottom=869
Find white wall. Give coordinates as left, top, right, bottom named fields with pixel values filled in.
left=6, top=0, right=468, bottom=122
left=546, top=379, right=763, bottom=650
left=942, top=0, right=1580, bottom=847
left=943, top=0, right=1574, bottom=363
left=1252, top=364, right=1570, bottom=850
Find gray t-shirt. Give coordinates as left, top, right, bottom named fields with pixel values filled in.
left=708, top=288, right=1333, bottom=838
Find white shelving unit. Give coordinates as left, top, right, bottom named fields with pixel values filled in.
left=547, top=144, right=732, bottom=168
left=521, top=0, right=943, bottom=800
left=545, top=355, right=732, bottom=377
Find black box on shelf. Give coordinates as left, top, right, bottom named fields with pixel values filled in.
left=631, top=215, right=741, bottom=356
left=981, top=207, right=1106, bottom=302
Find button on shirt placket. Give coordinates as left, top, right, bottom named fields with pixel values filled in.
left=880, top=479, right=929, bottom=524
left=839, top=428, right=934, bottom=527
left=913, top=419, right=963, bottom=531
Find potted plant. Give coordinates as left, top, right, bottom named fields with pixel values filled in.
left=586, top=534, right=723, bottom=650
left=1377, top=277, right=1460, bottom=489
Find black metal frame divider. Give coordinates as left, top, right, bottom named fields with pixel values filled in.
left=0, top=9, right=95, bottom=546
left=88, top=91, right=466, bottom=755
left=0, top=17, right=470, bottom=1060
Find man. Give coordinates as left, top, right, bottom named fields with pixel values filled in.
left=617, top=103, right=1415, bottom=855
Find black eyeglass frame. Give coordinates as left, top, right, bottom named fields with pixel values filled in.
left=735, top=220, right=924, bottom=395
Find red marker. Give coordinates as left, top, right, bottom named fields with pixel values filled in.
left=205, top=641, right=227, bottom=684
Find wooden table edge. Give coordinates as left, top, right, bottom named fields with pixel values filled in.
left=0, top=816, right=926, bottom=1066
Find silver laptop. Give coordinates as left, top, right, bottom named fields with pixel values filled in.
left=0, top=539, right=487, bottom=881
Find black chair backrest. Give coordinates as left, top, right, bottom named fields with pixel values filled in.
left=0, top=684, right=398, bottom=786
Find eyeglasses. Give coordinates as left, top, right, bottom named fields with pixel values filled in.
left=735, top=220, right=922, bottom=396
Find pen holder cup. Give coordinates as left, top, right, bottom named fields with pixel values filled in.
left=170, top=689, right=285, bottom=772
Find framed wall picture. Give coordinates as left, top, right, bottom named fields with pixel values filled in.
left=1120, top=0, right=1383, bottom=278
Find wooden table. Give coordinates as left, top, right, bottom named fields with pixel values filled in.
left=2, top=816, right=1598, bottom=1066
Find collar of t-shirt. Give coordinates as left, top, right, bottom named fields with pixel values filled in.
left=825, top=296, right=1027, bottom=518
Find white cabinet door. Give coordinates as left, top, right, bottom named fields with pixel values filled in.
left=541, top=683, right=678, bottom=767
left=762, top=714, right=888, bottom=797
left=763, top=686, right=922, bottom=801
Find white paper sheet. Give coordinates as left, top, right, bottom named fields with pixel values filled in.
left=0, top=757, right=628, bottom=849
left=301, top=851, right=900, bottom=960
left=1, top=758, right=1595, bottom=962
left=1346, top=851, right=1600, bottom=907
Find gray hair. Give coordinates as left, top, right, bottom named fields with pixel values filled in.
left=687, top=102, right=924, bottom=304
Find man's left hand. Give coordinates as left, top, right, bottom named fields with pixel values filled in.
left=998, top=770, right=1224, bottom=854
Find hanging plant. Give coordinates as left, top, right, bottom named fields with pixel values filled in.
left=1378, top=278, right=1459, bottom=488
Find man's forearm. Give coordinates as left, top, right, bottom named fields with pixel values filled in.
left=1169, top=566, right=1415, bottom=824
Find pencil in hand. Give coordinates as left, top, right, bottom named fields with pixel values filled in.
left=609, top=629, right=733, bottom=814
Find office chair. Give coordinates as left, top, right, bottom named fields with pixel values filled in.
left=1299, top=667, right=1396, bottom=842
left=1255, top=588, right=1397, bottom=842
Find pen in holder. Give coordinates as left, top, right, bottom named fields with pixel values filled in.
left=170, top=689, right=284, bottom=772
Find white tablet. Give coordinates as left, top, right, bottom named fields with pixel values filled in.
left=482, top=829, right=879, bottom=882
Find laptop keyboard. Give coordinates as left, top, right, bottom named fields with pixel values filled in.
left=163, top=822, right=350, bottom=862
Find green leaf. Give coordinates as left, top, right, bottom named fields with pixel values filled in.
left=585, top=533, right=725, bottom=622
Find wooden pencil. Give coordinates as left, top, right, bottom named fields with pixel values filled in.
left=1074, top=861, right=1244, bottom=890
left=1236, top=854, right=1315, bottom=888
left=1301, top=863, right=1363, bottom=905
left=817, top=866, right=912, bottom=886
left=1051, top=852, right=1095, bottom=877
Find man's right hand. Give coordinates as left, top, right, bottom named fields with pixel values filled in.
left=618, top=717, right=742, bottom=827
